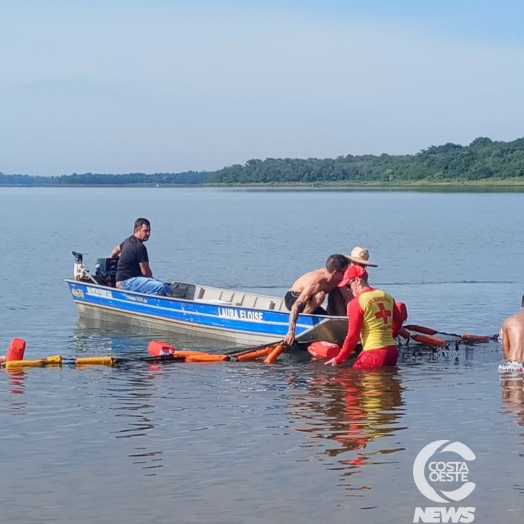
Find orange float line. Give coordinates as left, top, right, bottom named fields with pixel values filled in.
left=411, top=334, right=447, bottom=348
left=264, top=344, right=286, bottom=364
left=174, top=350, right=209, bottom=358
left=185, top=354, right=230, bottom=363
left=460, top=334, right=491, bottom=343
left=236, top=347, right=274, bottom=361
left=404, top=325, right=438, bottom=336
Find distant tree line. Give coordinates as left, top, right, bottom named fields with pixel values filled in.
left=209, top=137, right=524, bottom=184
left=0, top=171, right=209, bottom=186
left=2, top=137, right=524, bottom=186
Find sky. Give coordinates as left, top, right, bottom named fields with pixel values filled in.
left=1, top=0, right=523, bottom=176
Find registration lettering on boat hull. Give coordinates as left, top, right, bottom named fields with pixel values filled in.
left=86, top=287, right=113, bottom=299
left=218, top=307, right=263, bottom=322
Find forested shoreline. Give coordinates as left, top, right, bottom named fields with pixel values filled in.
left=2, top=137, right=524, bottom=186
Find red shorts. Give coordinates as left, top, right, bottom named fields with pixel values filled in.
left=352, top=345, right=398, bottom=369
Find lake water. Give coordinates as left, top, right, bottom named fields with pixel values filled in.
left=1, top=187, right=523, bottom=523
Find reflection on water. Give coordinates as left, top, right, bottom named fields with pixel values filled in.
left=501, top=375, right=524, bottom=430
left=74, top=317, right=245, bottom=354
left=500, top=374, right=524, bottom=500
left=288, top=369, right=405, bottom=490
left=107, top=371, right=164, bottom=475
left=6, top=369, right=27, bottom=403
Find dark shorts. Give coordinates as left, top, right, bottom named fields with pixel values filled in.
left=284, top=291, right=327, bottom=315
left=352, top=345, right=398, bottom=369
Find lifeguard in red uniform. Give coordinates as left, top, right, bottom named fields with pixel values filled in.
left=326, top=265, right=405, bottom=369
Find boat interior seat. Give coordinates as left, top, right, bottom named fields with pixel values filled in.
left=195, top=286, right=230, bottom=303
left=271, top=299, right=286, bottom=311
left=190, top=285, right=287, bottom=312
left=241, top=295, right=257, bottom=308
left=254, top=298, right=276, bottom=310
left=169, top=282, right=196, bottom=300
left=220, top=290, right=235, bottom=303
left=231, top=292, right=245, bottom=306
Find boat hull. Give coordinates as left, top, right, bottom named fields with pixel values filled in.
left=65, top=280, right=348, bottom=346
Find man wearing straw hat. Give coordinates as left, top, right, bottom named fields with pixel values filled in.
left=327, top=247, right=378, bottom=316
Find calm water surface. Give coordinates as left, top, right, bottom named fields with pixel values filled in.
left=1, top=188, right=524, bottom=523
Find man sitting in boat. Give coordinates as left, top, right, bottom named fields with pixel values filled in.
left=283, top=254, right=349, bottom=346
left=499, top=295, right=524, bottom=372
left=325, top=265, right=404, bottom=369
left=108, top=218, right=172, bottom=296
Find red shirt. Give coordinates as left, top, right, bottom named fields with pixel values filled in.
left=335, top=288, right=403, bottom=365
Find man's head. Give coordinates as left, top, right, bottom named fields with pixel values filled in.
left=325, top=254, right=349, bottom=278
left=521, top=294, right=524, bottom=308
left=134, top=218, right=151, bottom=242
left=346, top=246, right=377, bottom=267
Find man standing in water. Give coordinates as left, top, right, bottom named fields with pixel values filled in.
left=283, top=254, right=349, bottom=346
left=499, top=296, right=524, bottom=371
left=109, top=218, right=172, bottom=296
left=325, top=264, right=403, bottom=369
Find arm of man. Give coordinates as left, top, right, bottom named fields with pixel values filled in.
left=139, top=261, right=153, bottom=278
left=109, top=244, right=122, bottom=259
left=326, top=299, right=363, bottom=366
left=392, top=301, right=405, bottom=338
left=339, top=286, right=353, bottom=305
left=501, top=320, right=510, bottom=360
left=283, top=283, right=318, bottom=346
left=136, top=243, right=153, bottom=278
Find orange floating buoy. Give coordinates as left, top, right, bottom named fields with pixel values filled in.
left=236, top=347, right=274, bottom=361
left=6, top=338, right=26, bottom=362
left=185, top=354, right=229, bottom=362
left=148, top=340, right=176, bottom=357
left=404, top=325, right=437, bottom=336
left=173, top=350, right=206, bottom=358
left=307, top=341, right=340, bottom=359
left=411, top=334, right=447, bottom=348
left=264, top=344, right=285, bottom=364
left=461, top=334, right=491, bottom=343
left=397, top=327, right=411, bottom=340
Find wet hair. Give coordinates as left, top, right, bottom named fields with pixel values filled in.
left=325, top=254, right=349, bottom=272
left=521, top=294, right=524, bottom=307
left=134, top=218, right=151, bottom=230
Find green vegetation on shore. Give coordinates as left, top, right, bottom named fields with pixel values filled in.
left=2, top=137, right=524, bottom=186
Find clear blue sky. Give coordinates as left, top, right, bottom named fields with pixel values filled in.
left=1, top=0, right=523, bottom=175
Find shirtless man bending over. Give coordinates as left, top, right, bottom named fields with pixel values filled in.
left=283, top=254, right=349, bottom=346
left=500, top=295, right=524, bottom=371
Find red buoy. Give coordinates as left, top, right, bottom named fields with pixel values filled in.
left=147, top=340, right=175, bottom=357
left=6, top=338, right=26, bottom=362
left=307, top=341, right=340, bottom=359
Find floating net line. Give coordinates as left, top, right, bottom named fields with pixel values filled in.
left=192, top=324, right=503, bottom=365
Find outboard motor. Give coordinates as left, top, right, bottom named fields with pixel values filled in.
left=95, top=258, right=118, bottom=287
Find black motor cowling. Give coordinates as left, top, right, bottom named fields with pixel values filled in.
left=94, top=258, right=118, bottom=287
left=95, top=258, right=118, bottom=276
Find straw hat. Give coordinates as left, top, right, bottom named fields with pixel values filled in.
left=345, top=246, right=377, bottom=267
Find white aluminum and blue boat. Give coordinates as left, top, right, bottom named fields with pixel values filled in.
left=65, top=253, right=348, bottom=345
